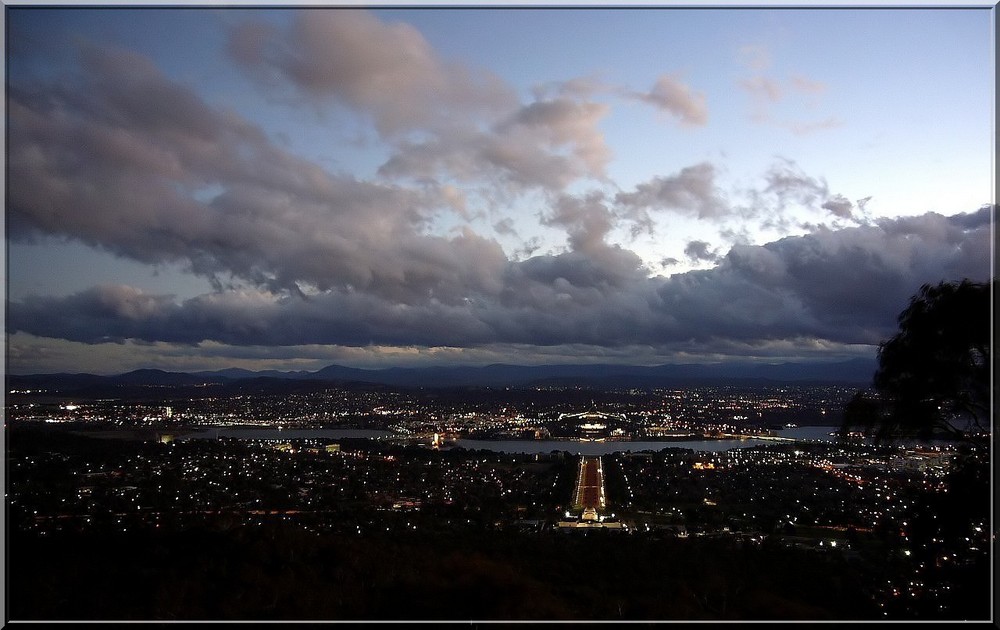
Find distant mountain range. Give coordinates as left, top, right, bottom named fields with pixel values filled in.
left=8, top=358, right=876, bottom=395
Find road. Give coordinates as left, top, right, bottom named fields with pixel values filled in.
left=573, top=456, right=606, bottom=513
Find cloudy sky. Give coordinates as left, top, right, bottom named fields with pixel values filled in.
left=4, top=6, right=994, bottom=375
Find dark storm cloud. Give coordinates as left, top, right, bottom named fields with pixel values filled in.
left=9, top=285, right=183, bottom=344
left=926, top=204, right=991, bottom=231
left=7, top=42, right=510, bottom=305
left=9, top=209, right=991, bottom=354
left=699, top=209, right=991, bottom=342
left=646, top=213, right=984, bottom=348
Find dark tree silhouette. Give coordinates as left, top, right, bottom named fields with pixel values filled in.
left=845, top=279, right=991, bottom=442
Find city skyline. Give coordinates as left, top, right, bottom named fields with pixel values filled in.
left=5, top=6, right=994, bottom=374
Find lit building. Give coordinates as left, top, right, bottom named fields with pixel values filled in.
left=558, top=409, right=626, bottom=441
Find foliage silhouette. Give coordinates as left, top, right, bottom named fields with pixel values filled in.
left=844, top=279, right=991, bottom=442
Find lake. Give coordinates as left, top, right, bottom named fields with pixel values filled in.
left=173, top=425, right=949, bottom=453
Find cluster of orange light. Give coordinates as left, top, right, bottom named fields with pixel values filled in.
left=814, top=462, right=865, bottom=486
left=692, top=462, right=716, bottom=470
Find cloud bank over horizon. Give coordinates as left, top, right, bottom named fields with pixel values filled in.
left=5, top=8, right=993, bottom=374
left=9, top=205, right=991, bottom=372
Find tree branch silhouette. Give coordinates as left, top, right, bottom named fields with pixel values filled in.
left=844, top=279, right=991, bottom=444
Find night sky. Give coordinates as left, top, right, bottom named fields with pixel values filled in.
left=4, top=6, right=994, bottom=374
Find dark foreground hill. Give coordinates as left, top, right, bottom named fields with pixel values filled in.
left=10, top=522, right=881, bottom=621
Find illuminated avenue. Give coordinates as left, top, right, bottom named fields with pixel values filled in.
left=574, top=457, right=605, bottom=515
